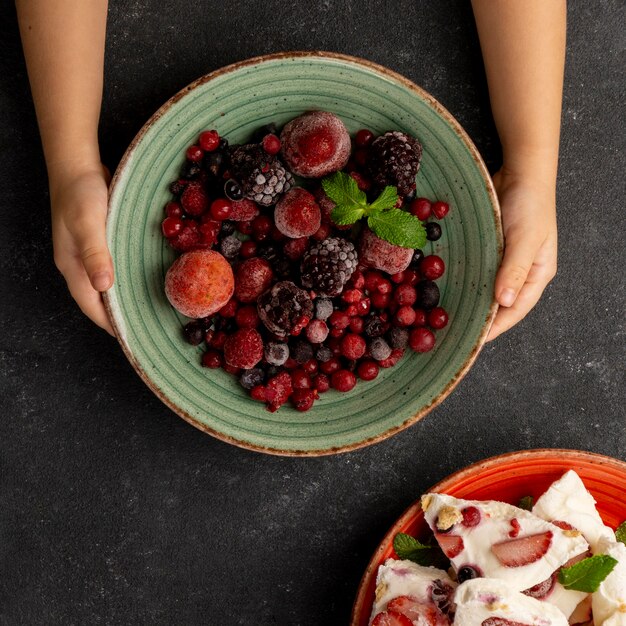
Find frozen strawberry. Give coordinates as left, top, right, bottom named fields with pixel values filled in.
left=436, top=534, right=464, bottom=559
left=234, top=258, right=274, bottom=303
left=274, top=188, right=321, bottom=238
left=359, top=227, right=413, bottom=274
left=265, top=371, right=293, bottom=412
left=164, top=250, right=234, bottom=318
left=280, top=111, right=351, bottom=178
left=491, top=531, right=553, bottom=567
left=371, top=611, right=413, bottom=626
left=223, top=328, right=264, bottom=369
left=180, top=182, right=209, bottom=216
left=229, top=198, right=260, bottom=221
left=522, top=573, right=556, bottom=599
left=386, top=596, right=447, bottom=625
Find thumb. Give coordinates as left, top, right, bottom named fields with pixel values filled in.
left=496, top=225, right=543, bottom=307
left=73, top=209, right=114, bottom=292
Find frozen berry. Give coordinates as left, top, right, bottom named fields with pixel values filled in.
left=229, top=198, right=260, bottom=222
left=234, top=258, right=274, bottom=303
left=428, top=307, right=449, bottom=330
left=356, top=298, right=371, bottom=317
left=331, top=369, right=357, bottom=392
left=378, top=348, right=404, bottom=368
left=199, top=129, right=220, bottom=152
left=201, top=350, right=223, bottom=368
left=186, top=144, right=204, bottom=162
left=388, top=327, right=409, bottom=349
left=340, top=334, right=366, bottom=360
left=349, top=317, right=364, bottom=334
left=291, top=339, right=314, bottom=364
left=457, top=566, right=481, bottom=583
left=319, top=357, right=341, bottom=375
left=417, top=281, right=440, bottom=309
left=181, top=182, right=209, bottom=216
left=165, top=250, right=234, bottom=318
left=357, top=360, right=379, bottom=381
left=239, top=368, right=265, bottom=390
left=183, top=320, right=204, bottom=346
left=432, top=201, right=449, bottom=219
left=262, top=133, right=281, bottom=155
left=409, top=249, right=425, bottom=270
left=264, top=341, right=289, bottom=366
left=355, top=128, right=375, bottom=148
left=240, top=240, right=257, bottom=259
left=426, top=222, right=442, bottom=241
left=220, top=235, right=242, bottom=259
left=314, top=373, right=330, bottom=393
left=219, top=298, right=238, bottom=318
left=314, top=298, right=334, bottom=321
left=369, top=337, right=392, bottom=361
left=224, top=328, right=263, bottom=369
left=291, top=389, right=316, bottom=412
left=363, top=314, right=389, bottom=338
left=280, top=111, right=351, bottom=178
left=306, top=319, right=329, bottom=344
left=409, top=327, right=436, bottom=353
left=251, top=215, right=273, bottom=240
left=461, top=506, right=481, bottom=527
left=315, top=345, right=334, bottom=363
left=165, top=201, right=183, bottom=218
left=394, top=306, right=416, bottom=328
left=265, top=371, right=293, bottom=412
left=257, top=281, right=313, bottom=336
left=371, top=291, right=391, bottom=310
left=210, top=198, right=232, bottom=221
left=274, top=187, right=321, bottom=238
left=235, top=305, right=260, bottom=329
left=359, top=228, right=413, bottom=274
left=409, top=197, right=432, bottom=221
left=250, top=385, right=267, bottom=402
left=224, top=179, right=244, bottom=202
left=329, top=310, right=350, bottom=330
left=420, top=255, right=445, bottom=280
left=162, top=216, right=183, bottom=239
left=283, top=237, right=310, bottom=261
left=413, top=309, right=427, bottom=327
left=394, top=284, right=417, bottom=306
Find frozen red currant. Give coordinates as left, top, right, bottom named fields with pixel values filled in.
left=162, top=216, right=183, bottom=239
left=420, top=255, right=445, bottom=280
left=186, top=144, right=204, bottom=162
left=331, top=369, right=357, bottom=392
left=357, top=360, right=379, bottom=381
left=199, top=129, right=220, bottom=152
left=432, top=200, right=450, bottom=219
left=340, top=333, right=366, bottom=360
left=409, top=327, right=436, bottom=353
left=210, top=198, right=232, bottom=221
left=355, top=128, right=375, bottom=147
left=410, top=197, right=432, bottom=220
left=428, top=307, right=449, bottom=330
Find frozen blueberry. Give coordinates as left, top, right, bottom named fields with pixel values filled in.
left=183, top=320, right=204, bottom=346
left=364, top=314, right=389, bottom=338
left=315, top=298, right=334, bottom=321
left=369, top=337, right=392, bottom=361
left=264, top=341, right=289, bottom=366
left=220, top=235, right=242, bottom=259
left=409, top=249, right=425, bottom=270
left=291, top=339, right=314, bottom=364
left=426, top=222, right=442, bottom=241
left=388, top=327, right=409, bottom=349
left=220, top=220, right=235, bottom=237
left=239, top=368, right=265, bottom=390
left=418, top=280, right=440, bottom=310
left=315, top=345, right=334, bottom=362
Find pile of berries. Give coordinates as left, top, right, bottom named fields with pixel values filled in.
left=162, top=112, right=451, bottom=412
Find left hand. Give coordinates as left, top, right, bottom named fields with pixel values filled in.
left=487, top=167, right=558, bottom=341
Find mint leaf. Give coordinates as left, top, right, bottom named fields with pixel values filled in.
left=518, top=496, right=534, bottom=511
left=558, top=554, right=618, bottom=592
left=369, top=186, right=399, bottom=211
left=393, top=533, right=447, bottom=567
left=322, top=172, right=367, bottom=209
left=331, top=204, right=365, bottom=226
left=368, top=209, right=426, bottom=249
left=616, top=521, right=626, bottom=545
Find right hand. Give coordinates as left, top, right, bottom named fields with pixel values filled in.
left=50, top=163, right=114, bottom=334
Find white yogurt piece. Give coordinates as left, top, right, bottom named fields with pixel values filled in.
left=533, top=470, right=616, bottom=552
left=421, top=493, right=589, bottom=592
left=453, top=577, right=569, bottom=625
left=592, top=537, right=626, bottom=625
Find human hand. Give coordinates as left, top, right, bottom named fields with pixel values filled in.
left=487, top=167, right=558, bottom=341
left=50, top=163, right=114, bottom=335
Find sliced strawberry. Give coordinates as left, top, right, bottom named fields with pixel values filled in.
left=371, top=610, right=413, bottom=626
left=436, top=533, right=464, bottom=559
left=562, top=550, right=592, bottom=568
left=522, top=572, right=556, bottom=599
left=482, top=619, right=531, bottom=626
left=491, top=531, right=553, bottom=567
left=568, top=595, right=592, bottom=624
left=387, top=596, right=449, bottom=626
left=552, top=520, right=576, bottom=531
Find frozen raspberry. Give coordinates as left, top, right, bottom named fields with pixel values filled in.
left=274, top=188, right=321, bottom=238
left=257, top=281, right=314, bottom=336
left=306, top=319, right=329, bottom=344
left=169, top=221, right=201, bottom=252
left=180, top=182, right=209, bottom=216
left=250, top=385, right=267, bottom=402
left=369, top=337, right=392, bottom=361
left=265, top=371, right=293, bottom=412
left=223, top=328, right=264, bottom=369
left=314, top=298, right=334, bottom=321
left=378, top=348, right=404, bottom=368
left=359, top=228, right=414, bottom=274
left=388, top=327, right=409, bottom=349
left=280, top=111, right=351, bottom=178
left=229, top=198, right=260, bottom=221
left=165, top=250, right=234, bottom=318
left=234, top=258, right=274, bottom=303
left=239, top=368, right=265, bottom=390
left=220, top=235, right=242, bottom=259
left=264, top=341, right=290, bottom=366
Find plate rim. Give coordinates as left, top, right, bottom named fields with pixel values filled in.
left=103, top=50, right=503, bottom=456
left=350, top=448, right=626, bottom=624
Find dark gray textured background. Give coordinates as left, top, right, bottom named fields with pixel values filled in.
left=1, top=1, right=624, bottom=624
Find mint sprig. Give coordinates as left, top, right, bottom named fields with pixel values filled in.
left=616, top=520, right=626, bottom=545
left=393, top=533, right=448, bottom=568
left=558, top=554, right=618, bottom=592
left=322, top=172, right=426, bottom=249
left=518, top=496, right=534, bottom=511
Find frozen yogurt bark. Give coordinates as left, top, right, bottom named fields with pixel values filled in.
left=421, top=493, right=589, bottom=591
left=592, top=537, right=626, bottom=625
left=370, top=558, right=455, bottom=625
left=453, top=577, right=569, bottom=625
left=533, top=470, right=616, bottom=552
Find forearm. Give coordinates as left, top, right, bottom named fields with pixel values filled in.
left=15, top=0, right=108, bottom=188
left=471, top=0, right=566, bottom=187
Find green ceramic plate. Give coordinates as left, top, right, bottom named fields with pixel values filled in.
left=105, top=52, right=502, bottom=456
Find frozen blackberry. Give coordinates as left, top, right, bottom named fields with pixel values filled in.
left=388, top=327, right=409, bottom=349
left=315, top=345, right=334, bottom=362
left=291, top=339, right=314, bottom=364
left=369, top=337, right=392, bottom=361
left=240, top=368, right=265, bottom=390
left=220, top=235, right=242, bottom=259
left=300, top=237, right=358, bottom=297
left=314, top=298, right=334, bottom=321
left=418, top=280, right=440, bottom=309
left=264, top=341, right=290, bottom=366
left=229, top=144, right=293, bottom=206
left=363, top=314, right=389, bottom=338
left=367, top=131, right=423, bottom=197
left=257, top=281, right=314, bottom=336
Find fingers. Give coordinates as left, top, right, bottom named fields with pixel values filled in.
left=63, top=260, right=115, bottom=335
left=72, top=208, right=114, bottom=293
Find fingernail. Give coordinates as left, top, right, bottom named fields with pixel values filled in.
left=92, top=271, right=111, bottom=291
left=499, top=288, right=516, bottom=307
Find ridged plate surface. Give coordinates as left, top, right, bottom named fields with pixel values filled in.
left=105, top=52, right=502, bottom=455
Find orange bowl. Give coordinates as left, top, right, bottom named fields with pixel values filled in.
left=351, top=449, right=626, bottom=626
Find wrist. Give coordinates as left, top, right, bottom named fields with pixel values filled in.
left=47, top=151, right=103, bottom=196
left=500, top=145, right=559, bottom=191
